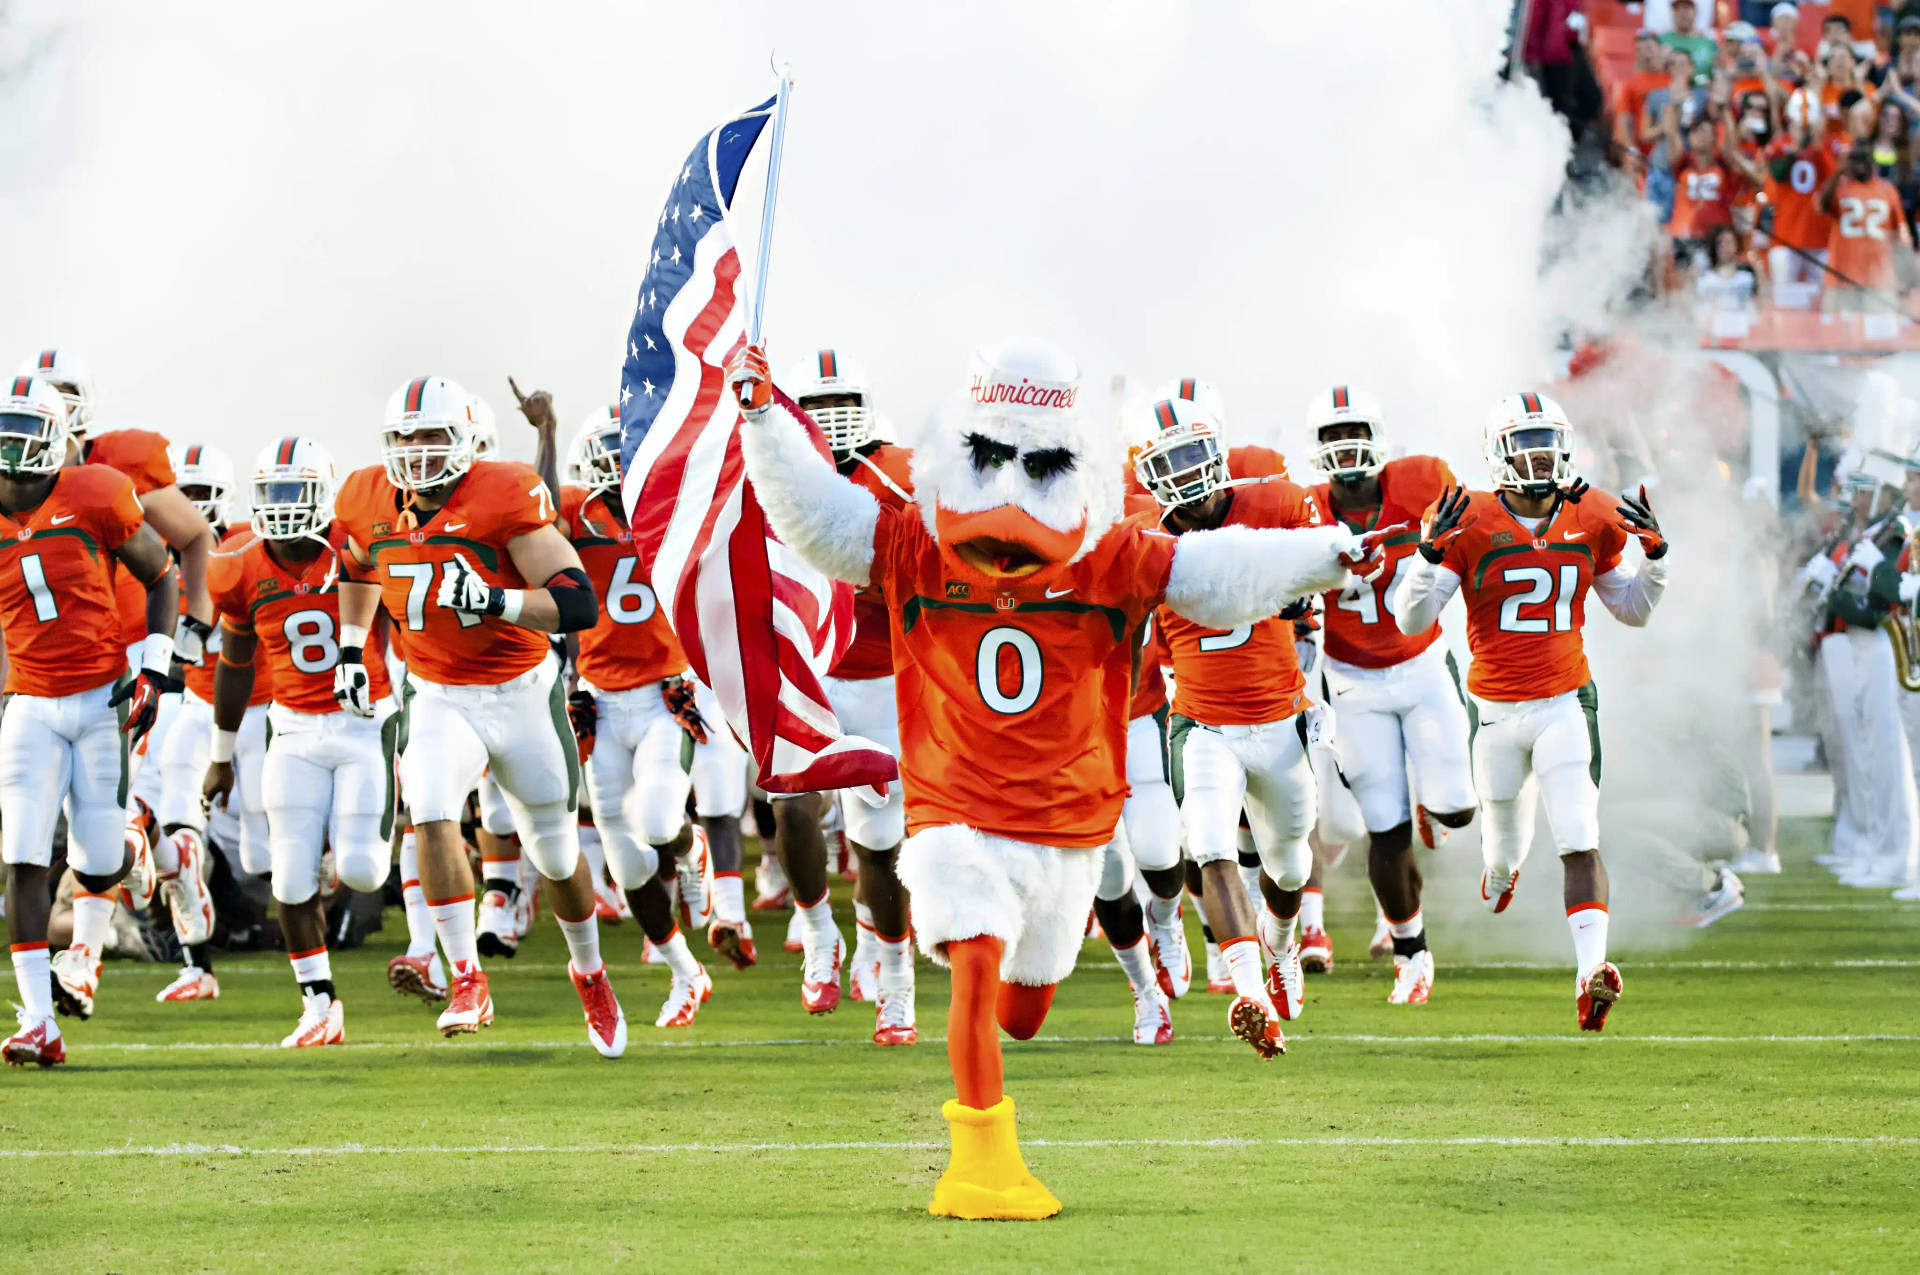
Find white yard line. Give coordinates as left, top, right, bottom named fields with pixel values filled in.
left=1, top=1134, right=1914, bottom=1159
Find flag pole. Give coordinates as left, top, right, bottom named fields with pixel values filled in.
left=747, top=61, right=794, bottom=348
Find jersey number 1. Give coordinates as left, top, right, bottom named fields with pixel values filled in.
left=17, top=554, right=58, bottom=622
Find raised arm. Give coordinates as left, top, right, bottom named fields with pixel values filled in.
left=1162, top=524, right=1354, bottom=629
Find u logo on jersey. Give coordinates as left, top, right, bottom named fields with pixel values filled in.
left=14, top=528, right=29, bottom=542
left=408, top=531, right=425, bottom=545
left=994, top=595, right=1016, bottom=612
left=294, top=583, right=310, bottom=595
left=1532, top=538, right=1547, bottom=549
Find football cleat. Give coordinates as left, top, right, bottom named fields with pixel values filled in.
left=593, top=882, right=622, bottom=922
left=1204, top=940, right=1233, bottom=994
left=849, top=936, right=881, bottom=1004
left=1387, top=950, right=1434, bottom=1005
left=386, top=952, right=449, bottom=1004
left=50, top=945, right=100, bottom=1019
left=512, top=883, right=537, bottom=938
left=639, top=937, right=664, bottom=965
left=2, top=1010, right=64, bottom=1068
left=708, top=917, right=757, bottom=969
left=156, top=966, right=220, bottom=1002
left=164, top=830, right=216, bottom=946
left=1481, top=867, right=1519, bottom=914
left=571, top=963, right=627, bottom=1058
left=1576, top=961, right=1623, bottom=1032
left=281, top=995, right=346, bottom=1048
left=800, top=929, right=845, bottom=1015
left=121, top=817, right=156, bottom=911
left=1299, top=926, right=1334, bottom=974
left=655, top=963, right=714, bottom=1028
left=1265, top=943, right=1305, bottom=1021
left=437, top=969, right=494, bottom=1037
left=1131, top=983, right=1174, bottom=1045
left=784, top=908, right=806, bottom=954
left=1688, top=869, right=1745, bottom=928
left=476, top=890, right=519, bottom=959
left=1730, top=846, right=1782, bottom=876
left=874, top=984, right=918, bottom=1046
left=678, top=826, right=712, bottom=928
left=751, top=850, right=792, bottom=910
left=1227, top=994, right=1286, bottom=1059
left=1146, top=903, right=1192, bottom=999
left=1415, top=804, right=1438, bottom=849
left=1368, top=912, right=1392, bottom=960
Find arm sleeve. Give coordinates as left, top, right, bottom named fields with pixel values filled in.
left=1393, top=557, right=1461, bottom=634
left=1163, top=524, right=1353, bottom=629
left=737, top=395, right=880, bottom=587
left=1592, top=557, right=1668, bottom=627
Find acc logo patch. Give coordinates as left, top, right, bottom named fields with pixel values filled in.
left=944, top=580, right=970, bottom=599
left=371, top=520, right=392, bottom=536
left=1489, top=530, right=1515, bottom=547
left=255, top=577, right=274, bottom=594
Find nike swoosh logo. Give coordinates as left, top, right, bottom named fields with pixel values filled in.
left=49, top=514, right=74, bottom=525
left=444, top=522, right=467, bottom=532
left=1564, top=531, right=1586, bottom=540
left=1045, top=587, right=1073, bottom=598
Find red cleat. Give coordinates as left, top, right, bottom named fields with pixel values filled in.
left=3, top=1013, right=65, bottom=1067
left=436, top=969, right=494, bottom=1037
left=1481, top=868, right=1519, bottom=914
left=387, top=953, right=449, bottom=1004
left=570, top=963, right=627, bottom=1058
left=1227, top=995, right=1285, bottom=1059
left=1576, top=962, right=1623, bottom=1033
left=708, top=918, right=758, bottom=969
left=1298, top=926, right=1333, bottom=974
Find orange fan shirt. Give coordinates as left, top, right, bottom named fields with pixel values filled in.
left=1763, top=138, right=1838, bottom=251
left=1158, top=478, right=1322, bottom=726
left=869, top=508, right=1177, bottom=848
left=0, top=465, right=146, bottom=697
left=1669, top=156, right=1739, bottom=238
left=1428, top=489, right=1631, bottom=703
left=830, top=444, right=916, bottom=681
left=335, top=461, right=556, bottom=687
left=560, top=483, right=686, bottom=692
left=1310, top=454, right=1455, bottom=669
left=84, top=427, right=177, bottom=649
left=209, top=523, right=389, bottom=715
left=185, top=523, right=272, bottom=705
left=1826, top=174, right=1908, bottom=292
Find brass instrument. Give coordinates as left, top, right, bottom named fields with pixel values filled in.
left=1886, top=515, right=1920, bottom=693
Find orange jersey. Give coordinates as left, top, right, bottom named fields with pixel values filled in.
left=1128, top=616, right=1169, bottom=719
left=830, top=444, right=916, bottom=680
left=210, top=522, right=389, bottom=715
left=560, top=484, right=686, bottom=691
left=1431, top=489, right=1631, bottom=703
left=869, top=508, right=1177, bottom=848
left=85, top=428, right=177, bottom=649
left=1827, top=175, right=1907, bottom=291
left=1311, top=455, right=1455, bottom=669
left=185, top=523, right=271, bottom=704
left=335, top=461, right=556, bottom=687
left=1158, top=478, right=1321, bottom=726
left=0, top=465, right=145, bottom=697
left=1669, top=156, right=1738, bottom=238
left=1764, top=137, right=1839, bottom=250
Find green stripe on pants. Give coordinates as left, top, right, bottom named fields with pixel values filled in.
left=1577, top=679, right=1602, bottom=786
left=1167, top=712, right=1199, bottom=806
left=547, top=670, right=581, bottom=811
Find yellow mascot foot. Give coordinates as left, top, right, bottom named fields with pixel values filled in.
left=928, top=1096, right=1062, bottom=1220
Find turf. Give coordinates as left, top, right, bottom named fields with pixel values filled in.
left=5, top=816, right=1917, bottom=1273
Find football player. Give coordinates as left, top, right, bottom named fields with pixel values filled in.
left=1304, top=386, right=1475, bottom=1005
left=0, top=377, right=179, bottom=1065
left=1136, top=396, right=1326, bottom=1056
left=1394, top=393, right=1669, bottom=1032
left=333, top=375, right=624, bottom=1054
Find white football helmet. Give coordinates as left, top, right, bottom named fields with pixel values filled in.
left=251, top=436, right=338, bottom=542
left=0, top=375, right=71, bottom=476
left=1153, top=376, right=1227, bottom=424
left=1486, top=391, right=1576, bottom=499
left=1306, top=384, right=1387, bottom=480
left=568, top=406, right=622, bottom=492
left=15, top=349, right=93, bottom=438
left=468, top=392, right=500, bottom=460
left=170, top=442, right=237, bottom=526
left=1134, top=396, right=1228, bottom=508
left=785, top=348, right=874, bottom=455
left=383, top=375, right=475, bottom=491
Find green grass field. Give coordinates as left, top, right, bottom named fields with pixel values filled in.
left=6, top=815, right=1917, bottom=1273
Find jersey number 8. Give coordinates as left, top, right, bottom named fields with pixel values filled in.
left=283, top=609, right=340, bottom=673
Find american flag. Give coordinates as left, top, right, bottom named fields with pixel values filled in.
left=618, top=96, right=898, bottom=797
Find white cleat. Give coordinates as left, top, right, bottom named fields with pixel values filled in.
left=1131, top=982, right=1174, bottom=1045
left=1387, top=949, right=1434, bottom=1005
left=476, top=890, right=520, bottom=959
left=50, top=945, right=101, bottom=1019
left=1146, top=904, right=1192, bottom=999
left=122, top=817, right=156, bottom=911
left=1264, top=943, right=1305, bottom=1022
left=800, top=928, right=845, bottom=1015
left=1689, top=869, right=1745, bottom=928
left=1730, top=846, right=1781, bottom=876
left=1368, top=912, right=1392, bottom=960
left=849, top=934, right=881, bottom=1004
left=1204, top=940, right=1232, bottom=994
left=571, top=963, right=627, bottom=1058
left=655, top=963, right=713, bottom=1028
left=678, top=825, right=712, bottom=929
left=784, top=907, right=806, bottom=954
left=281, top=995, right=346, bottom=1047
left=1480, top=866, right=1519, bottom=913
left=155, top=966, right=220, bottom=1002
left=873, top=983, right=917, bottom=1046
left=163, top=829, right=216, bottom=946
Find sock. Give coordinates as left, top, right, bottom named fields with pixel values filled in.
left=150, top=822, right=181, bottom=876
left=1388, top=909, right=1427, bottom=957
left=398, top=831, right=437, bottom=957
left=481, top=841, right=521, bottom=898
left=877, top=932, right=913, bottom=992
left=1111, top=935, right=1157, bottom=994
left=1567, top=903, right=1609, bottom=975
left=797, top=890, right=836, bottom=954
left=712, top=871, right=745, bottom=922
left=656, top=926, right=700, bottom=980
left=1299, top=886, right=1325, bottom=933
left=10, top=943, right=53, bottom=1021
left=1146, top=893, right=1180, bottom=927
left=428, top=895, right=480, bottom=975
left=853, top=899, right=875, bottom=937
left=1220, top=936, right=1265, bottom=999
left=1259, top=906, right=1297, bottom=957
left=1237, top=863, right=1263, bottom=909
left=557, top=914, right=603, bottom=975
left=289, top=946, right=333, bottom=1001
left=70, top=892, right=115, bottom=954
left=186, top=942, right=216, bottom=972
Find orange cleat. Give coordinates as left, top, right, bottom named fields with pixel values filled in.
left=437, top=969, right=494, bottom=1037
left=1576, top=962, right=1623, bottom=1032
left=1227, top=995, right=1285, bottom=1059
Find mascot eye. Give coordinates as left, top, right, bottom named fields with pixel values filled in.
left=966, top=434, right=1019, bottom=472
left=1022, top=448, right=1074, bottom=482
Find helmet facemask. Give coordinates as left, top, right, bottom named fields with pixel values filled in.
left=252, top=472, right=335, bottom=542
left=0, top=410, right=66, bottom=477
left=1488, top=423, right=1574, bottom=500
left=383, top=423, right=473, bottom=492
left=1135, top=400, right=1228, bottom=510
left=1311, top=422, right=1385, bottom=481
left=577, top=424, right=623, bottom=492
left=799, top=391, right=874, bottom=456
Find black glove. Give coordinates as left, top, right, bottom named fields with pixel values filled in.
left=111, top=668, right=183, bottom=745
left=1616, top=484, right=1667, bottom=559
left=1563, top=477, right=1590, bottom=504
left=662, top=676, right=710, bottom=745
left=1418, top=485, right=1475, bottom=564
left=568, top=689, right=598, bottom=745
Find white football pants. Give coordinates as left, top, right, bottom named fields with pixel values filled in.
left=263, top=704, right=395, bottom=905
left=823, top=673, right=906, bottom=849
left=1324, top=642, right=1477, bottom=833
left=1172, top=713, right=1315, bottom=889
left=1472, top=684, right=1602, bottom=881
left=161, top=690, right=270, bottom=875
left=0, top=677, right=129, bottom=875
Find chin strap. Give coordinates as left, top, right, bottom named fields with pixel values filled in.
left=852, top=452, right=912, bottom=505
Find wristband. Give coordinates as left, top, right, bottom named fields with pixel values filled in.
left=209, top=728, right=238, bottom=764
left=496, top=588, right=525, bottom=624
left=140, top=632, right=176, bottom=674
left=339, top=623, right=369, bottom=649
left=1417, top=543, right=1445, bottom=565
left=175, top=614, right=213, bottom=642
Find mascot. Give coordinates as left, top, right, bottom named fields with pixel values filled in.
left=729, top=338, right=1372, bottom=1219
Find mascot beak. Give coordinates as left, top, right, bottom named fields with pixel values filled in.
left=937, top=505, right=1085, bottom=580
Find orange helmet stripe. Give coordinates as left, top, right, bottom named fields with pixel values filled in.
left=1520, top=391, right=1542, bottom=415
left=10, top=376, right=31, bottom=397
left=818, top=349, right=837, bottom=379
left=1178, top=377, right=1195, bottom=400
left=405, top=377, right=429, bottom=413
left=1154, top=400, right=1178, bottom=432
left=277, top=436, right=299, bottom=466
left=1333, top=385, right=1349, bottom=410
left=36, top=350, right=55, bottom=371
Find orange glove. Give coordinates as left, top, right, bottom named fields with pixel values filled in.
left=723, top=344, right=772, bottom=415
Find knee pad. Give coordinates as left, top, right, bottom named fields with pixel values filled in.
left=1096, top=837, right=1135, bottom=902
left=843, top=789, right=905, bottom=850
left=333, top=837, right=390, bottom=896
left=601, top=829, right=660, bottom=893
left=519, top=805, right=581, bottom=881
left=1121, top=783, right=1181, bottom=872
left=1480, top=795, right=1533, bottom=876
left=66, top=802, right=130, bottom=877
left=1257, top=835, right=1313, bottom=892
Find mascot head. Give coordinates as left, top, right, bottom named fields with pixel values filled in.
left=910, top=338, right=1123, bottom=583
